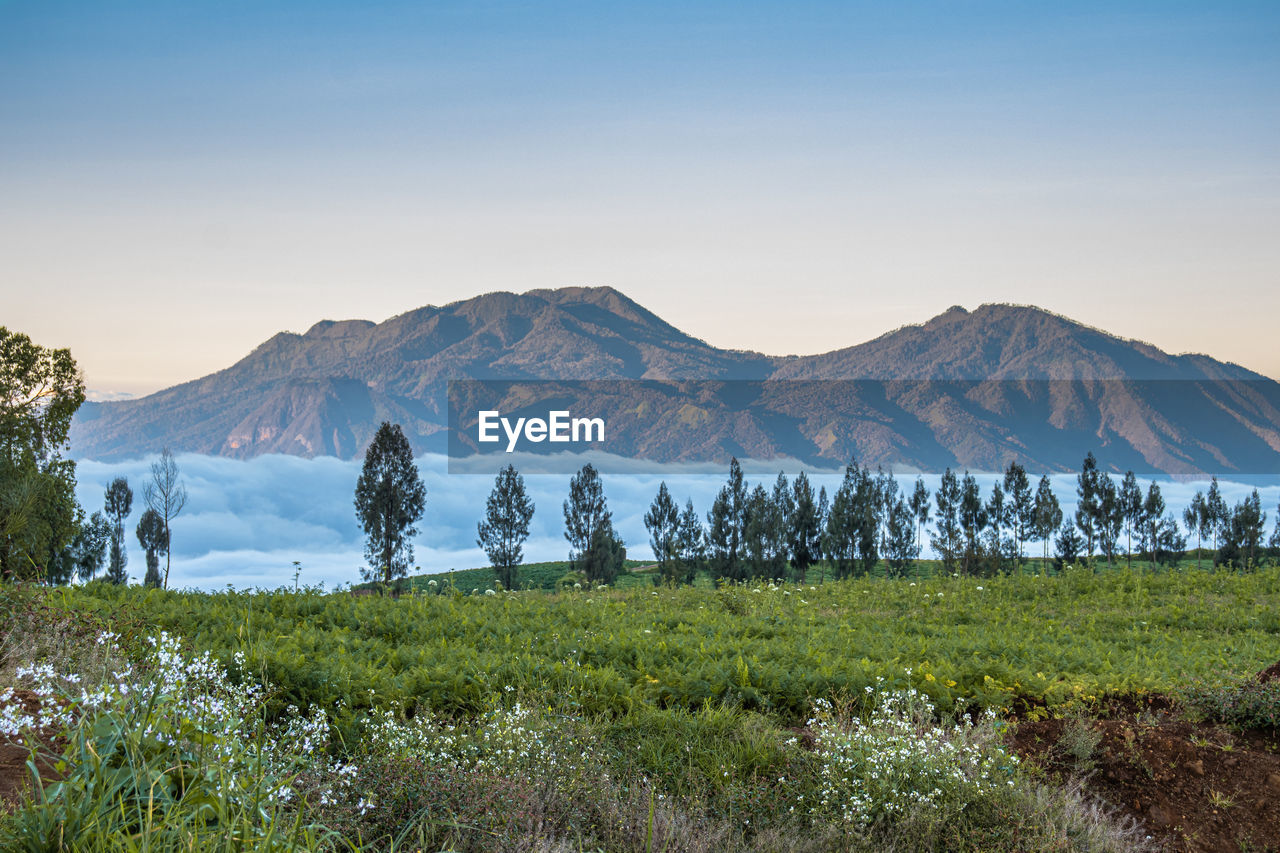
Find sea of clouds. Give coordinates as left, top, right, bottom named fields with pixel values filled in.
left=71, top=453, right=1280, bottom=593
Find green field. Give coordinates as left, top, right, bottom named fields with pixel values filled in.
left=58, top=563, right=1280, bottom=723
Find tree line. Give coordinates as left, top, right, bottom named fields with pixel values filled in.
left=355, top=417, right=1280, bottom=591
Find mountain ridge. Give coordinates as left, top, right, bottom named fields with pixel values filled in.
left=69, top=287, right=1280, bottom=475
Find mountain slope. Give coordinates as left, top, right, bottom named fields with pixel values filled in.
left=69, top=289, right=1280, bottom=475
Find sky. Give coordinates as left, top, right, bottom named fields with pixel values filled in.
left=2, top=1, right=1279, bottom=395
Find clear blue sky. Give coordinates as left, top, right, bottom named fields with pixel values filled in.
left=3, top=1, right=1278, bottom=393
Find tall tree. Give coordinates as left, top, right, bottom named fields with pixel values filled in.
left=0, top=326, right=86, bottom=582
left=985, top=481, right=1008, bottom=574
left=787, top=471, right=822, bottom=583
left=354, top=423, right=425, bottom=587
left=1096, top=474, right=1123, bottom=569
left=826, top=465, right=859, bottom=579
left=1118, top=472, right=1143, bottom=570
left=931, top=469, right=962, bottom=573
left=1002, top=462, right=1033, bottom=565
left=674, top=498, right=703, bottom=584
left=1140, top=482, right=1166, bottom=563
left=145, top=448, right=188, bottom=590
left=706, top=458, right=748, bottom=582
left=815, top=486, right=830, bottom=583
left=477, top=464, right=535, bottom=590
left=1032, top=475, right=1063, bottom=568
left=1075, top=453, right=1101, bottom=563
left=135, top=508, right=168, bottom=589
left=743, top=483, right=783, bottom=579
left=958, top=472, right=986, bottom=576
left=1220, top=490, right=1267, bottom=570
left=564, top=463, right=619, bottom=583
left=909, top=477, right=931, bottom=571
left=69, top=511, right=111, bottom=583
left=104, top=477, right=133, bottom=584
left=1054, top=520, right=1085, bottom=571
left=644, top=481, right=681, bottom=584
left=1183, top=491, right=1208, bottom=570
left=1206, top=477, right=1229, bottom=555
left=883, top=497, right=917, bottom=578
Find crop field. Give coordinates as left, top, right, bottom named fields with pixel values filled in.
left=2, top=566, right=1279, bottom=852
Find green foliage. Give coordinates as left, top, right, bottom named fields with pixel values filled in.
left=354, top=422, right=425, bottom=586
left=476, top=463, right=534, bottom=590
left=0, top=326, right=86, bottom=582
left=45, top=566, right=1280, bottom=727
left=1178, top=675, right=1280, bottom=729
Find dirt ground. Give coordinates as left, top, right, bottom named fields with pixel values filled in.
left=0, top=690, right=63, bottom=811
left=1011, top=693, right=1280, bottom=852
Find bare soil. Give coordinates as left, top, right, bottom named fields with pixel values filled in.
left=1011, top=694, right=1280, bottom=852
left=0, top=690, right=62, bottom=811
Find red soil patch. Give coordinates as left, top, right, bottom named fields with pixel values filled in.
left=1011, top=695, right=1280, bottom=852
left=0, top=690, right=63, bottom=811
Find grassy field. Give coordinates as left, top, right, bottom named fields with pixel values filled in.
left=2, top=563, right=1276, bottom=851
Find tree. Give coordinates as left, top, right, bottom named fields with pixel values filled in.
left=104, top=477, right=133, bottom=584
left=354, top=423, right=425, bottom=587
left=931, top=469, right=962, bottom=573
left=1119, top=472, right=1143, bottom=569
left=564, top=464, right=612, bottom=579
left=144, top=448, right=188, bottom=589
left=1206, top=477, right=1229, bottom=556
left=1032, top=475, right=1062, bottom=568
left=788, top=471, right=823, bottom=583
left=1054, top=520, right=1085, bottom=571
left=825, top=465, right=859, bottom=580
left=0, top=326, right=86, bottom=581
left=958, top=472, right=986, bottom=576
left=1220, top=490, right=1267, bottom=570
left=985, top=481, right=1008, bottom=574
left=1002, top=462, right=1033, bottom=564
left=645, top=482, right=681, bottom=584
left=68, top=511, right=111, bottom=583
left=136, top=508, right=168, bottom=589
left=1140, top=483, right=1165, bottom=563
left=477, top=464, right=534, bottom=590
left=580, top=520, right=626, bottom=585
left=883, top=497, right=917, bottom=578
left=674, top=499, right=703, bottom=584
left=1096, top=474, right=1123, bottom=569
left=1183, top=491, right=1208, bottom=570
left=706, top=458, right=748, bottom=582
left=909, top=477, right=930, bottom=572
left=744, top=483, right=784, bottom=579
left=1074, top=453, right=1101, bottom=563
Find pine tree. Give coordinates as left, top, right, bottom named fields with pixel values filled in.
left=354, top=422, right=426, bottom=586
left=1002, top=462, right=1033, bottom=565
left=1206, top=477, right=1228, bottom=557
left=909, top=477, right=931, bottom=572
left=1033, top=474, right=1062, bottom=568
left=1118, top=471, right=1143, bottom=569
left=1183, top=491, right=1207, bottom=570
left=958, top=472, right=986, bottom=576
left=1141, top=483, right=1165, bottom=563
left=1075, top=453, right=1100, bottom=563
left=787, top=471, right=822, bottom=583
left=931, top=469, right=962, bottom=573
left=564, top=463, right=611, bottom=573
left=675, top=499, right=703, bottom=584
left=135, top=508, right=167, bottom=588
left=644, top=482, right=681, bottom=584
left=1096, top=474, right=1123, bottom=569
left=826, top=465, right=859, bottom=579
left=477, top=464, right=535, bottom=590
left=706, top=458, right=748, bottom=581
left=1054, top=520, right=1085, bottom=570
left=104, top=477, right=133, bottom=584
left=884, top=497, right=917, bottom=578
left=985, top=481, right=1008, bottom=574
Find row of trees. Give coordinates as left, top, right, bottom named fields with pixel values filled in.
left=1, top=326, right=186, bottom=587
left=355, top=420, right=1280, bottom=589
left=462, top=456, right=1278, bottom=589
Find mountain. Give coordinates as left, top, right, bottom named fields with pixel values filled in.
left=69, top=288, right=1280, bottom=476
